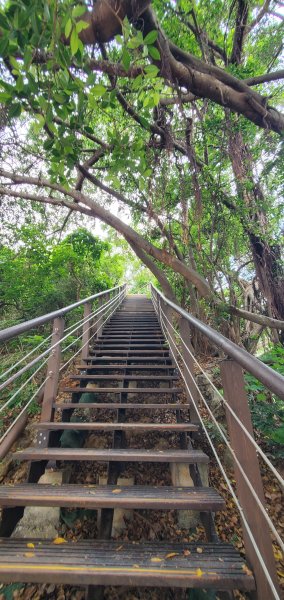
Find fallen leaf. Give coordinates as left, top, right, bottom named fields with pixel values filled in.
left=151, top=557, right=163, bottom=563
left=165, top=552, right=179, bottom=559
left=116, top=545, right=123, bottom=551
left=53, top=537, right=67, bottom=545
left=132, top=564, right=140, bottom=568
left=196, top=568, right=203, bottom=577
left=26, top=543, right=35, bottom=549
left=112, top=489, right=122, bottom=494
left=196, top=547, right=203, bottom=554
left=24, top=552, right=35, bottom=558
left=183, top=549, right=191, bottom=556
left=242, top=564, right=253, bottom=576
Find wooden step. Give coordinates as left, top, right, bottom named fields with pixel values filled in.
left=98, top=336, right=165, bottom=340
left=92, top=344, right=168, bottom=348
left=54, top=402, right=189, bottom=410
left=90, top=350, right=170, bottom=355
left=76, top=365, right=176, bottom=370
left=0, top=539, right=255, bottom=589
left=35, top=422, right=197, bottom=432
left=62, top=387, right=181, bottom=394
left=0, top=484, right=223, bottom=510
left=69, top=375, right=178, bottom=381
left=14, top=448, right=208, bottom=464
left=84, top=357, right=173, bottom=363
left=102, top=327, right=162, bottom=331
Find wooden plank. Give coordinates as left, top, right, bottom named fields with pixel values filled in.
left=0, top=484, right=224, bottom=510
left=98, top=336, right=165, bottom=340
left=84, top=357, right=173, bottom=362
left=81, top=302, right=92, bottom=361
left=62, top=387, right=181, bottom=394
left=69, top=375, right=178, bottom=381
left=14, top=447, right=209, bottom=463
left=40, top=317, right=64, bottom=423
left=0, top=539, right=255, bottom=590
left=75, top=365, right=175, bottom=370
left=34, top=422, right=198, bottom=432
left=92, top=344, right=168, bottom=348
left=220, top=360, right=280, bottom=599
left=54, top=402, right=189, bottom=410
left=89, top=350, right=170, bottom=355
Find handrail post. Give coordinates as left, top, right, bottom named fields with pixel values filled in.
left=179, top=317, right=199, bottom=424
left=104, top=291, right=111, bottom=325
left=220, top=359, right=280, bottom=599
left=160, top=300, right=179, bottom=366
left=81, top=301, right=92, bottom=361
left=157, top=294, right=161, bottom=325
left=41, top=317, right=64, bottom=423
left=96, top=297, right=104, bottom=338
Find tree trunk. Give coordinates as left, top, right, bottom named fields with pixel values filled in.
left=227, top=123, right=284, bottom=326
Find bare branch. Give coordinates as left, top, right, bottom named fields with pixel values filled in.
left=244, top=69, right=284, bottom=86
left=229, top=305, right=284, bottom=329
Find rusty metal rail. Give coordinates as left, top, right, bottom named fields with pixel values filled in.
left=151, top=283, right=283, bottom=600
left=0, top=284, right=126, bottom=457
left=151, top=284, right=284, bottom=400
left=0, top=285, right=125, bottom=343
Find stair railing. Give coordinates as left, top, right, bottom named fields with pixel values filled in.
left=0, top=284, right=126, bottom=457
left=151, top=283, right=283, bottom=600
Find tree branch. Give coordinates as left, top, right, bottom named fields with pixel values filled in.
left=231, top=0, right=249, bottom=65
left=229, top=305, right=284, bottom=329
left=0, top=171, right=212, bottom=298
left=244, top=69, right=284, bottom=86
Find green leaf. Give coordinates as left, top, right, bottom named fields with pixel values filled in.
left=76, top=20, right=89, bottom=34
left=43, top=2, right=50, bottom=21
left=127, top=32, right=143, bottom=49
left=0, top=12, right=9, bottom=30
left=65, top=18, right=72, bottom=39
left=72, top=6, right=86, bottom=18
left=0, top=91, right=11, bottom=102
left=33, top=113, right=45, bottom=133
left=148, top=46, right=161, bottom=60
left=91, top=84, right=107, bottom=97
left=121, top=47, right=131, bottom=71
left=8, top=103, right=21, bottom=119
left=9, top=56, right=20, bottom=72
left=0, top=36, right=9, bottom=57
left=153, top=92, right=160, bottom=105
left=270, top=426, right=284, bottom=444
left=143, top=30, right=158, bottom=45
left=23, top=47, right=33, bottom=68
left=144, top=64, right=159, bottom=78
left=139, top=116, right=150, bottom=129
left=70, top=29, right=79, bottom=55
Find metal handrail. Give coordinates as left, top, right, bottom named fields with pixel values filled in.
left=151, top=283, right=284, bottom=400
left=0, top=285, right=125, bottom=343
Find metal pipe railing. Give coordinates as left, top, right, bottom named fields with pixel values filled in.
left=151, top=283, right=284, bottom=400
left=0, top=284, right=126, bottom=457
left=0, top=285, right=124, bottom=343
left=151, top=283, right=282, bottom=597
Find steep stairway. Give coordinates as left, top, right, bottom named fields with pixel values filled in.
left=0, top=295, right=255, bottom=594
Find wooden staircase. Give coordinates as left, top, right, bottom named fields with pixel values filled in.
left=0, top=295, right=255, bottom=594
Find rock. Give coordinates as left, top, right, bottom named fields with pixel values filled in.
left=196, top=372, right=224, bottom=418
left=170, top=463, right=206, bottom=529
left=97, top=476, right=134, bottom=536
left=12, top=469, right=63, bottom=539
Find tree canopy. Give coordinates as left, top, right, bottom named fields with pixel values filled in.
left=0, top=0, right=283, bottom=344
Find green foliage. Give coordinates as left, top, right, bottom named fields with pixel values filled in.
left=245, top=345, right=284, bottom=456
left=0, top=225, right=123, bottom=319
